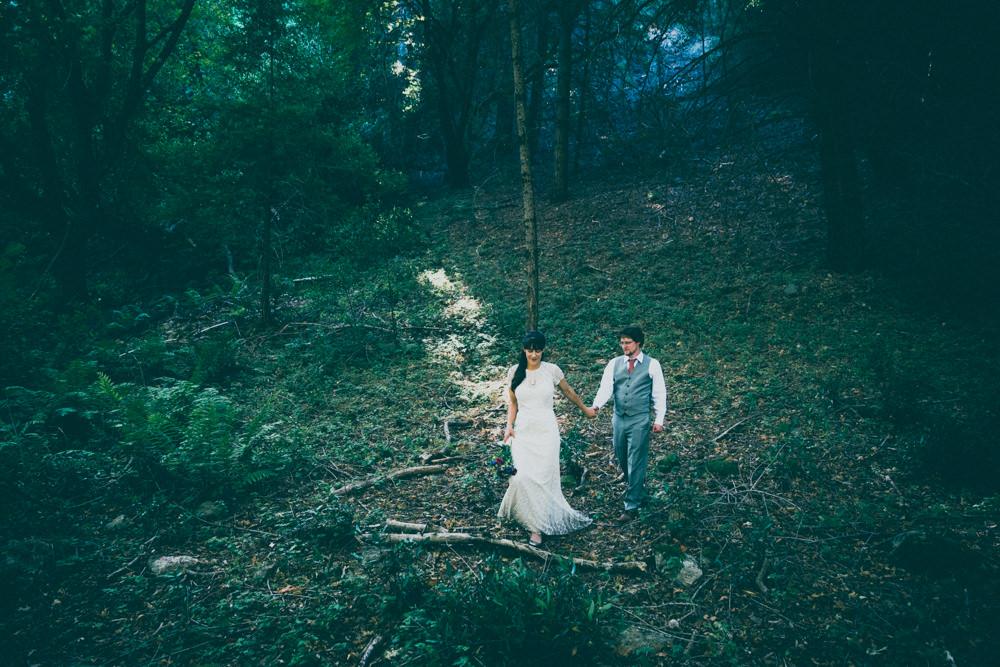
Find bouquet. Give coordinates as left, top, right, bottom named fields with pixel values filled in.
left=487, top=444, right=517, bottom=478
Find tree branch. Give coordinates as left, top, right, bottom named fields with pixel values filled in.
left=331, top=465, right=448, bottom=496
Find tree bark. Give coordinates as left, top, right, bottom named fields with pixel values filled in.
left=574, top=3, right=591, bottom=174
left=553, top=2, right=581, bottom=202
left=526, top=7, right=549, bottom=157
left=261, top=1, right=278, bottom=326
left=508, top=0, right=540, bottom=331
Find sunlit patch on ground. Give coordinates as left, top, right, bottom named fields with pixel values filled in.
left=419, top=267, right=503, bottom=402
left=418, top=267, right=456, bottom=292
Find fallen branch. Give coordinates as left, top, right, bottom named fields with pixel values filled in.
left=442, top=419, right=473, bottom=446
left=385, top=519, right=446, bottom=533
left=359, top=633, right=383, bottom=667
left=331, top=465, right=447, bottom=496
left=368, top=530, right=647, bottom=574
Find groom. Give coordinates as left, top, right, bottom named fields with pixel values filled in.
left=591, top=325, right=667, bottom=523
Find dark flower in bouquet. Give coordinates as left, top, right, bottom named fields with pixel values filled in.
left=487, top=445, right=517, bottom=478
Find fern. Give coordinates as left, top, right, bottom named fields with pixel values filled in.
left=239, top=469, right=277, bottom=490
left=95, top=372, right=122, bottom=403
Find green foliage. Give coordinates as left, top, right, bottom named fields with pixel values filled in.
left=388, top=558, right=614, bottom=666
left=560, top=427, right=587, bottom=486
left=191, top=338, right=241, bottom=386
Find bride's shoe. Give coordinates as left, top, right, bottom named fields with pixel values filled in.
left=528, top=533, right=543, bottom=547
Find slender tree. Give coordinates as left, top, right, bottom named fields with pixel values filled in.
left=260, top=0, right=277, bottom=325
left=508, top=0, right=539, bottom=330
left=553, top=0, right=583, bottom=201
left=526, top=5, right=550, bottom=157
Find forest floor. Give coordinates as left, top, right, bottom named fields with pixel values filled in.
left=5, top=132, right=1000, bottom=666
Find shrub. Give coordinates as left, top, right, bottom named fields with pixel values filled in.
left=388, top=558, right=614, bottom=666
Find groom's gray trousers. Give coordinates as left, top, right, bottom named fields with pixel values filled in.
left=612, top=412, right=651, bottom=510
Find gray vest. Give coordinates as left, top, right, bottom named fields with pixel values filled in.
left=613, top=355, right=655, bottom=418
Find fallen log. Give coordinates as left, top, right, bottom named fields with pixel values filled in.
left=368, top=530, right=647, bottom=575
left=330, top=465, right=448, bottom=496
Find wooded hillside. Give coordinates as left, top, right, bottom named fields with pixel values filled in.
left=2, top=2, right=998, bottom=665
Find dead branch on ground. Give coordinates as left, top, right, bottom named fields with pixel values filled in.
left=365, top=524, right=647, bottom=574
left=330, top=465, right=448, bottom=496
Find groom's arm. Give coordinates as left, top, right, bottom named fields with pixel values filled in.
left=591, top=359, right=616, bottom=410
left=650, top=358, right=667, bottom=430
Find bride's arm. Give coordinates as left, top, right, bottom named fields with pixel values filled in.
left=559, top=379, right=597, bottom=418
left=504, top=388, right=518, bottom=442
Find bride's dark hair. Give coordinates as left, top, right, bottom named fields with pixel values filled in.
left=511, top=330, right=546, bottom=391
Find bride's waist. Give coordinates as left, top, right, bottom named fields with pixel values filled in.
left=515, top=413, right=557, bottom=424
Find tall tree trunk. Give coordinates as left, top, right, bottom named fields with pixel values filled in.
left=261, top=0, right=277, bottom=325
left=527, top=7, right=549, bottom=157
left=494, top=24, right=516, bottom=160
left=811, top=48, right=865, bottom=272
left=553, top=2, right=580, bottom=202
left=574, top=3, right=591, bottom=175
left=509, top=0, right=539, bottom=331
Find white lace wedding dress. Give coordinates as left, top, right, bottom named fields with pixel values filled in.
left=497, top=362, right=592, bottom=535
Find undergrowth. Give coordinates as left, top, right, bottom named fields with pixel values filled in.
left=3, top=147, right=1000, bottom=665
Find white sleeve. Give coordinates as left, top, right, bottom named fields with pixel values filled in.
left=548, top=362, right=565, bottom=384
left=592, top=359, right=616, bottom=409
left=649, top=358, right=668, bottom=425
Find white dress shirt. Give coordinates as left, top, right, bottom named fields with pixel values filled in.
left=591, top=351, right=667, bottom=425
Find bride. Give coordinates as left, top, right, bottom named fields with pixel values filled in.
left=498, top=331, right=595, bottom=546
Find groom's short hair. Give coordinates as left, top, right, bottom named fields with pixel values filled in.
left=620, top=325, right=645, bottom=345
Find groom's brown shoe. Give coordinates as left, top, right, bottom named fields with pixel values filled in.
left=616, top=510, right=637, bottom=524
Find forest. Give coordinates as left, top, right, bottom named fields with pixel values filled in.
left=1, top=1, right=999, bottom=665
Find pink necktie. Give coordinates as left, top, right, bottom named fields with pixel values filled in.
left=627, top=358, right=635, bottom=374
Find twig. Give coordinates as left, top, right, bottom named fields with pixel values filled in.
left=755, top=557, right=770, bottom=595
left=292, top=275, right=334, bottom=284
left=423, top=454, right=476, bottom=464
left=107, top=554, right=144, bottom=579
left=331, top=465, right=448, bottom=496
left=712, top=417, right=749, bottom=443
left=585, top=263, right=612, bottom=277
left=195, top=321, right=233, bottom=336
